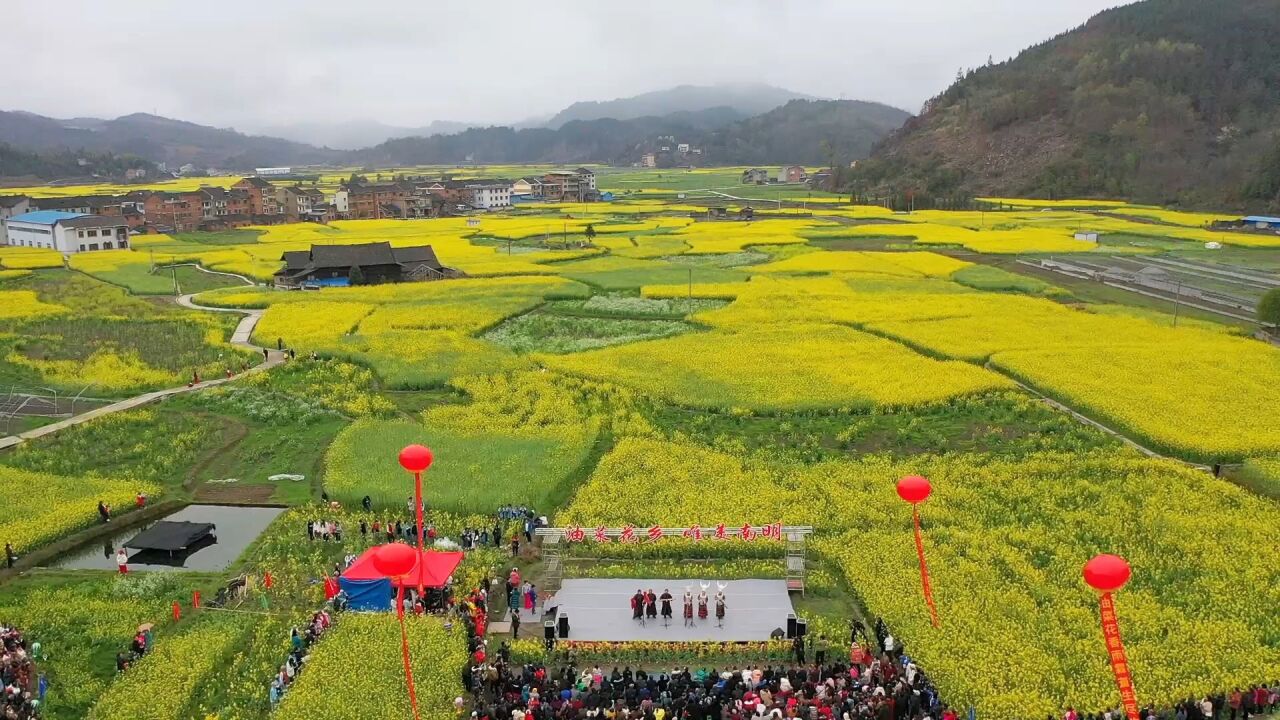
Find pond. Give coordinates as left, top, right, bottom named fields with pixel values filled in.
left=47, top=504, right=284, bottom=572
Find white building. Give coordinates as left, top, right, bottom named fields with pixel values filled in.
left=332, top=190, right=350, bottom=215
left=468, top=181, right=512, bottom=209
left=677, top=143, right=690, bottom=154
left=574, top=167, right=597, bottom=191
left=255, top=167, right=293, bottom=176
left=4, top=211, right=129, bottom=254
left=0, top=196, right=32, bottom=245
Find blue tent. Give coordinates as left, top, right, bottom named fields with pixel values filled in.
left=338, top=577, right=391, bottom=611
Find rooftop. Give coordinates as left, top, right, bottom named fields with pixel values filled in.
left=8, top=210, right=88, bottom=225
left=1242, top=215, right=1280, bottom=224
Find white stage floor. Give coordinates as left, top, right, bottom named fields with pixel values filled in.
left=523, top=578, right=795, bottom=642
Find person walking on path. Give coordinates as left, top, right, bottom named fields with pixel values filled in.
left=277, top=337, right=283, bottom=351
left=98, top=500, right=111, bottom=523
left=262, top=347, right=269, bottom=362
left=511, top=610, right=521, bottom=638
left=115, top=548, right=129, bottom=574
left=5, top=543, right=15, bottom=569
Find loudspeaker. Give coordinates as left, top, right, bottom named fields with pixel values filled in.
left=786, top=614, right=798, bottom=639
left=543, top=621, right=555, bottom=640
left=796, top=618, right=808, bottom=638
left=557, top=613, right=570, bottom=638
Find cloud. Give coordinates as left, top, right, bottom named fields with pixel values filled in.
left=0, top=0, right=1125, bottom=128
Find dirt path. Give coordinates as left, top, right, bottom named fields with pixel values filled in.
left=0, top=292, right=284, bottom=452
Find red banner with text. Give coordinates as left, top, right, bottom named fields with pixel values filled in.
left=1099, top=592, right=1140, bottom=720
left=562, top=523, right=784, bottom=543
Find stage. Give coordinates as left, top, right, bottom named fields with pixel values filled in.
left=522, top=579, right=796, bottom=642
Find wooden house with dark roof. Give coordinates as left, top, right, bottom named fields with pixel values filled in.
left=273, top=241, right=460, bottom=287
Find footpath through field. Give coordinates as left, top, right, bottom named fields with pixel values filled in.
left=0, top=287, right=283, bottom=452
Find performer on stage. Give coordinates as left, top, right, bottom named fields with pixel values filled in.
left=697, top=589, right=708, bottom=622
left=682, top=590, right=694, bottom=627
left=715, top=590, right=726, bottom=628
left=659, top=589, right=673, bottom=626
left=631, top=589, right=644, bottom=624
left=644, top=588, right=657, bottom=622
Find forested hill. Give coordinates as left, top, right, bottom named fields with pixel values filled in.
left=851, top=0, right=1280, bottom=210
left=359, top=100, right=910, bottom=167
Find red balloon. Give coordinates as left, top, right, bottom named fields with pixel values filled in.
left=399, top=444, right=434, bottom=473
left=371, top=543, right=418, bottom=578
left=896, top=475, right=932, bottom=504
left=1083, top=554, right=1131, bottom=592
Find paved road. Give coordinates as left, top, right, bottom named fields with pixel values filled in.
left=0, top=292, right=282, bottom=451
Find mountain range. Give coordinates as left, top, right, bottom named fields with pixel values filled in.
left=0, top=84, right=909, bottom=179
left=852, top=0, right=1280, bottom=210
left=356, top=100, right=909, bottom=167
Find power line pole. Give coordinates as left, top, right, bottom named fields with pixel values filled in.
left=1172, top=280, right=1183, bottom=328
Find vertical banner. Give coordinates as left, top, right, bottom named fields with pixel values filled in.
left=395, top=582, right=421, bottom=720
left=912, top=506, right=940, bottom=628
left=1098, top=592, right=1140, bottom=720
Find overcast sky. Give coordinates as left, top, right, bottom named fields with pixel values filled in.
left=3, top=0, right=1125, bottom=130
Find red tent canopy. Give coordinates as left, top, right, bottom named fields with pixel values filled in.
left=341, top=547, right=464, bottom=589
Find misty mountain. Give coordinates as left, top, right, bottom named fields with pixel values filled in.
left=358, top=100, right=908, bottom=167
left=544, top=83, right=819, bottom=128
left=704, top=100, right=911, bottom=166
left=851, top=0, right=1280, bottom=210
left=244, top=119, right=480, bottom=150
left=0, top=110, right=343, bottom=169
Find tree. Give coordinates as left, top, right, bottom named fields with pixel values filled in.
left=1258, top=287, right=1280, bottom=328
left=348, top=265, right=365, bottom=286
left=584, top=224, right=596, bottom=242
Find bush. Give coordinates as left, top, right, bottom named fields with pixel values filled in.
left=1258, top=287, right=1280, bottom=327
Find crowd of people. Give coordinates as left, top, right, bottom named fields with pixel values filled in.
left=0, top=627, right=39, bottom=719
left=268, top=607, right=337, bottom=707
left=460, top=636, right=955, bottom=720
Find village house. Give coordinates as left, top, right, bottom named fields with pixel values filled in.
left=340, top=180, right=414, bottom=220
left=231, top=176, right=283, bottom=215
left=465, top=179, right=512, bottom=209
left=511, top=177, right=546, bottom=201
left=4, top=210, right=129, bottom=253
left=142, top=191, right=206, bottom=232
left=0, top=196, right=31, bottom=245
left=742, top=168, right=770, bottom=184
left=541, top=168, right=597, bottom=202
left=273, top=241, right=460, bottom=287
left=778, top=165, right=807, bottom=183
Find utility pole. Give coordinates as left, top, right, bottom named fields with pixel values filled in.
left=172, top=267, right=179, bottom=296
left=1172, top=279, right=1183, bottom=328
left=688, top=267, right=693, bottom=310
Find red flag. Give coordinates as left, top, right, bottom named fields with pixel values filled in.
left=263, top=570, right=274, bottom=589
left=192, top=590, right=201, bottom=609
left=172, top=602, right=181, bottom=621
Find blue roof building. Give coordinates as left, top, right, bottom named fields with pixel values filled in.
left=9, top=210, right=89, bottom=225
left=1242, top=215, right=1280, bottom=229
left=4, top=210, right=129, bottom=253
